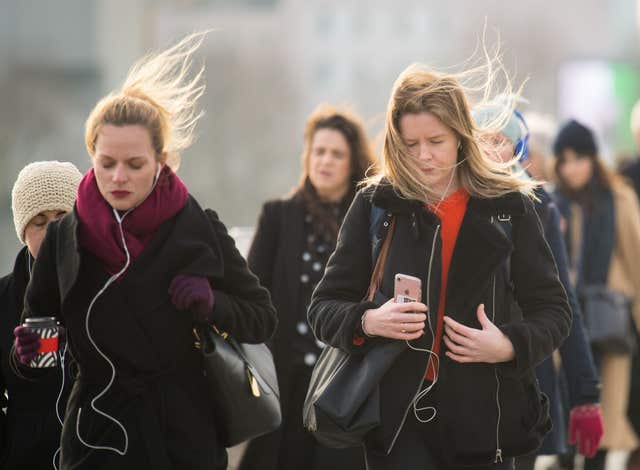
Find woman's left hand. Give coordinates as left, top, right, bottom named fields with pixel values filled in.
left=443, top=304, right=515, bottom=364
left=169, top=274, right=215, bottom=322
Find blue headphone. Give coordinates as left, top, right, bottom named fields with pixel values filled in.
left=513, top=110, right=530, bottom=161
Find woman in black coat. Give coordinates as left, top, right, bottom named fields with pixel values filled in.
left=308, top=64, right=571, bottom=469
left=13, top=33, right=276, bottom=470
left=239, top=104, right=375, bottom=470
left=1, top=160, right=82, bottom=469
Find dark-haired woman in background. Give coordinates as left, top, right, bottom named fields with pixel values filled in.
left=239, top=104, right=375, bottom=470
left=553, top=120, right=640, bottom=470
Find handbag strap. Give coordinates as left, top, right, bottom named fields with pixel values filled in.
left=366, top=216, right=396, bottom=302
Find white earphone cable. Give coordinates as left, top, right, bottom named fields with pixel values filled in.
left=74, top=163, right=163, bottom=457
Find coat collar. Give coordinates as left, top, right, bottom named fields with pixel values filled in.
left=369, top=179, right=527, bottom=219
left=55, top=196, right=225, bottom=304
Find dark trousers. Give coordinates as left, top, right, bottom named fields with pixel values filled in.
left=364, top=413, right=514, bottom=470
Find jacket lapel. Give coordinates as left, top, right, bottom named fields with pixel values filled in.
left=445, top=194, right=526, bottom=318
left=445, top=208, right=513, bottom=318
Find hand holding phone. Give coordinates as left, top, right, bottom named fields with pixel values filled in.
left=360, top=273, right=427, bottom=340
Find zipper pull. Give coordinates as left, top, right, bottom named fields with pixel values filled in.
left=494, top=448, right=503, bottom=463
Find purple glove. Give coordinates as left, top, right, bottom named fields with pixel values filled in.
left=13, top=325, right=41, bottom=365
left=169, top=274, right=215, bottom=321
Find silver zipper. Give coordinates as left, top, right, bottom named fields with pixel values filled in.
left=492, top=274, right=503, bottom=463
left=387, top=224, right=440, bottom=453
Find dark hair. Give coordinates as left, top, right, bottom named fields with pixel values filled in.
left=294, top=104, right=376, bottom=242
left=553, top=121, right=619, bottom=210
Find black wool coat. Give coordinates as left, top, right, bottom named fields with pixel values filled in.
left=0, top=247, right=68, bottom=469
left=308, top=183, right=571, bottom=467
left=246, top=194, right=307, bottom=405
left=21, top=196, right=277, bottom=470
left=239, top=193, right=364, bottom=470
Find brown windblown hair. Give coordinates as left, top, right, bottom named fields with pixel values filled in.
left=366, top=62, right=539, bottom=204
left=294, top=104, right=377, bottom=242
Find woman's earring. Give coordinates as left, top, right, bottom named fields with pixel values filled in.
left=457, top=141, right=462, bottom=150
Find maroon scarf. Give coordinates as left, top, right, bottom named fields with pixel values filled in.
left=76, top=166, right=189, bottom=276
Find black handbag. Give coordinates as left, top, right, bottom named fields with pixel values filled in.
left=580, top=285, right=637, bottom=354
left=303, top=339, right=405, bottom=448
left=303, top=217, right=402, bottom=448
left=194, top=324, right=282, bottom=447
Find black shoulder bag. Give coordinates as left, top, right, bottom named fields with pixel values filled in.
left=194, top=324, right=282, bottom=447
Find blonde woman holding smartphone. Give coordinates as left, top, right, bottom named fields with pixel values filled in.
left=308, top=63, right=571, bottom=469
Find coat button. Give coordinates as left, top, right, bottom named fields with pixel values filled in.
left=304, top=353, right=317, bottom=366
left=300, top=274, right=310, bottom=283
left=296, top=322, right=309, bottom=335
left=312, top=262, right=322, bottom=272
left=302, top=252, right=311, bottom=262
left=315, top=339, right=325, bottom=348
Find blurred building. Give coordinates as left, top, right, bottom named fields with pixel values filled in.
left=0, top=0, right=639, bottom=267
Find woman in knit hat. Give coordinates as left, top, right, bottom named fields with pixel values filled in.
left=0, top=160, right=82, bottom=469
left=13, top=32, right=276, bottom=469
left=553, top=119, right=640, bottom=470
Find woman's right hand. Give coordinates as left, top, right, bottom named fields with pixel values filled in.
left=13, top=326, right=40, bottom=365
left=362, top=299, right=427, bottom=340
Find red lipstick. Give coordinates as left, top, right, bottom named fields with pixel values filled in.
left=111, top=191, right=131, bottom=199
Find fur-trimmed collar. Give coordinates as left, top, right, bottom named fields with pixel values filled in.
left=366, top=179, right=528, bottom=218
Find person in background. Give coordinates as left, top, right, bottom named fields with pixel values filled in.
left=553, top=119, right=640, bottom=470
left=13, top=33, right=277, bottom=469
left=1, top=160, right=82, bottom=469
left=239, top=104, right=374, bottom=470
left=472, top=102, right=603, bottom=470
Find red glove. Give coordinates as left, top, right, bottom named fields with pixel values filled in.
left=568, top=404, right=604, bottom=458
left=169, top=275, right=215, bottom=322
left=13, top=325, right=41, bottom=365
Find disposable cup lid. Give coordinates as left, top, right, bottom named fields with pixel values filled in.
left=24, top=317, right=58, bottom=327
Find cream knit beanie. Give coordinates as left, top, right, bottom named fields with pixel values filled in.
left=11, top=161, right=83, bottom=243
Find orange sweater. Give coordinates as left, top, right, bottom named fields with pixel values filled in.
left=425, top=188, right=469, bottom=380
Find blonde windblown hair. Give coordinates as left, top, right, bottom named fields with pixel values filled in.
left=85, top=32, right=207, bottom=170
left=369, top=52, right=539, bottom=204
